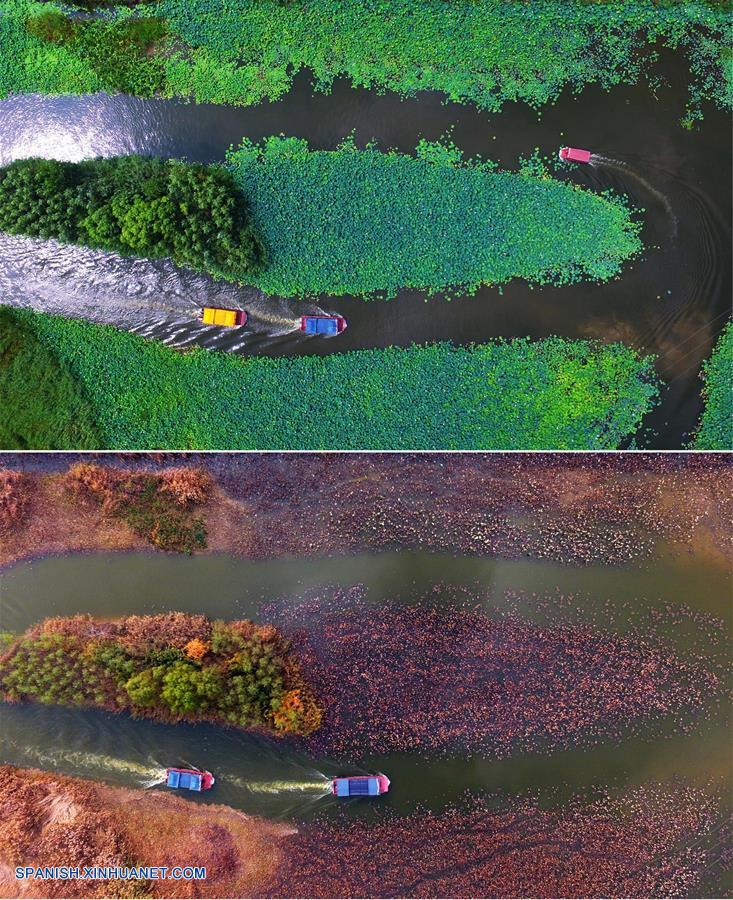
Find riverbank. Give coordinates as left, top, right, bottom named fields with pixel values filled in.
left=0, top=766, right=726, bottom=898
left=2, top=1, right=730, bottom=124
left=0, top=612, right=322, bottom=736
left=0, top=308, right=661, bottom=450
left=1, top=455, right=730, bottom=571
left=0, top=764, right=290, bottom=899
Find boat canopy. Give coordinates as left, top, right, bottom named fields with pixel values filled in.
left=167, top=770, right=203, bottom=791
left=559, top=147, right=592, bottom=164
left=303, top=317, right=341, bottom=335
left=333, top=777, right=381, bottom=797
left=202, top=307, right=246, bottom=327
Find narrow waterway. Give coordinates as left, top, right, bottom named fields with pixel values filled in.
left=1, top=548, right=729, bottom=826
left=0, top=50, right=730, bottom=447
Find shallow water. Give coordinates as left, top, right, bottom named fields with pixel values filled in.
left=0, top=51, right=730, bottom=447
left=0, top=548, right=729, bottom=829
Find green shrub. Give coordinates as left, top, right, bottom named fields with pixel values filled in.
left=25, top=10, right=77, bottom=44
left=0, top=632, right=15, bottom=651
left=124, top=666, right=165, bottom=706
left=694, top=322, right=732, bottom=450
left=0, top=306, right=101, bottom=450
left=92, top=641, right=137, bottom=685
left=11, top=308, right=660, bottom=450
left=160, top=661, right=223, bottom=714
left=0, top=156, right=263, bottom=281
left=23, top=8, right=169, bottom=96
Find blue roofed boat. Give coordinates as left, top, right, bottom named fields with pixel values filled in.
left=165, top=767, right=215, bottom=792
left=332, top=774, right=390, bottom=798
left=300, top=315, right=347, bottom=336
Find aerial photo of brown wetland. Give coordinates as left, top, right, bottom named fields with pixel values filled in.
left=0, top=452, right=730, bottom=898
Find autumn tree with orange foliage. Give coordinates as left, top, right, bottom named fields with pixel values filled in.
left=185, top=638, right=210, bottom=661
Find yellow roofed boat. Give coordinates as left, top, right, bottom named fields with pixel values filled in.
left=201, top=306, right=247, bottom=328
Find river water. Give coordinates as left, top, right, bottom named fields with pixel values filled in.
left=0, top=51, right=730, bottom=448
left=1, top=547, right=729, bottom=839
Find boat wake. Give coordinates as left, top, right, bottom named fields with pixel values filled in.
left=225, top=776, right=332, bottom=795
left=589, top=154, right=678, bottom=239
left=0, top=232, right=327, bottom=354
left=2, top=738, right=167, bottom=786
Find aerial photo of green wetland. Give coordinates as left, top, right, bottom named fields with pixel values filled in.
left=0, top=0, right=731, bottom=450
left=0, top=453, right=731, bottom=897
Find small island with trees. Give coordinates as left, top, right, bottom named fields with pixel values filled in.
left=0, top=612, right=323, bottom=736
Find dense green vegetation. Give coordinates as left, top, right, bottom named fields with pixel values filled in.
left=227, top=136, right=641, bottom=297
left=0, top=156, right=262, bottom=280
left=0, top=1, right=730, bottom=122
left=693, top=323, right=732, bottom=450
left=0, top=143, right=641, bottom=296
left=0, top=613, right=322, bottom=734
left=3, top=308, right=660, bottom=450
left=0, top=305, right=100, bottom=449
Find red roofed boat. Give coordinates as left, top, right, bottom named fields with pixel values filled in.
left=559, top=147, right=592, bottom=164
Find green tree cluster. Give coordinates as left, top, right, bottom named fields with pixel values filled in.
left=0, top=156, right=263, bottom=280
left=0, top=616, right=321, bottom=735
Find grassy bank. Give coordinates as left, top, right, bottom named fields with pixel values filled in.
left=0, top=612, right=322, bottom=734
left=62, top=462, right=211, bottom=553
left=0, top=143, right=641, bottom=296
left=0, top=308, right=660, bottom=450
left=1, top=1, right=730, bottom=122
left=0, top=306, right=100, bottom=449
left=227, top=137, right=641, bottom=297
left=694, top=322, right=732, bottom=450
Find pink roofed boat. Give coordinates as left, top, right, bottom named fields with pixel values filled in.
left=559, top=147, right=592, bottom=164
